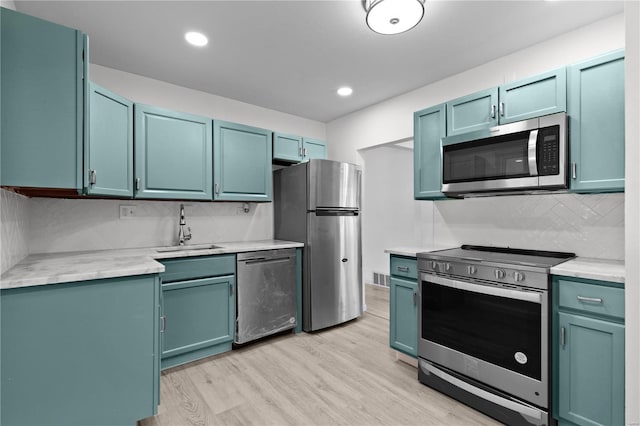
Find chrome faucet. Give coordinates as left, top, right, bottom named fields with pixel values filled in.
left=177, top=204, right=192, bottom=246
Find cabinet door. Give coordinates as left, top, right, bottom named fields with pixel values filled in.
left=162, top=275, right=235, bottom=368
left=86, top=83, right=133, bottom=197
left=134, top=104, right=212, bottom=200
left=414, top=104, right=447, bottom=200
left=1, top=275, right=160, bottom=426
left=446, top=88, right=498, bottom=136
left=557, top=312, right=624, bottom=426
left=499, top=67, right=566, bottom=124
left=273, top=132, right=303, bottom=163
left=302, top=138, right=328, bottom=161
left=1, top=8, right=87, bottom=190
left=390, top=276, right=418, bottom=357
left=214, top=120, right=272, bottom=202
left=568, top=50, right=625, bottom=193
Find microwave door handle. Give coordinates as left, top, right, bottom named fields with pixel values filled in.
left=528, top=129, right=539, bottom=177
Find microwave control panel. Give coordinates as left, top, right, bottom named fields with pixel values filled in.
left=537, top=125, right=560, bottom=176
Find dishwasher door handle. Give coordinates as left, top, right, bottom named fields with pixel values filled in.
left=243, top=257, right=294, bottom=265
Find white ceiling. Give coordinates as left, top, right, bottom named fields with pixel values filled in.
left=14, top=1, right=624, bottom=123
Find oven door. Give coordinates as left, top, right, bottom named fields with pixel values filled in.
left=418, top=273, right=549, bottom=408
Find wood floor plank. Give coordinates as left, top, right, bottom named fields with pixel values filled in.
left=141, top=286, right=501, bottom=426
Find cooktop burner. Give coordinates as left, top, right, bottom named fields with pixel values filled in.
left=425, top=245, right=575, bottom=268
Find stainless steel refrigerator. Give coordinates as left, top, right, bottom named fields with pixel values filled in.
left=274, top=159, right=362, bottom=332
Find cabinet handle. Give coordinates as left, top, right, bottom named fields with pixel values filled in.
left=299, top=147, right=303, bottom=157
left=571, top=162, right=577, bottom=180
left=576, top=295, right=603, bottom=304
left=160, top=315, right=166, bottom=333
left=413, top=290, right=417, bottom=306
left=499, top=102, right=505, bottom=117
left=89, top=169, right=97, bottom=185
left=397, top=266, right=410, bottom=273
left=136, top=178, right=141, bottom=191
left=229, top=283, right=234, bottom=297
left=560, top=326, right=565, bottom=349
left=490, top=104, right=496, bottom=119
left=215, top=183, right=220, bottom=194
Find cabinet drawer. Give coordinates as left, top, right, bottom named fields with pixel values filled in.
left=160, top=254, right=235, bottom=283
left=390, top=256, right=417, bottom=280
left=557, top=278, right=624, bottom=319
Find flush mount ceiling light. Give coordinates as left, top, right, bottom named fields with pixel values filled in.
left=337, top=86, right=353, bottom=97
left=185, top=31, right=208, bottom=47
left=364, top=0, right=426, bottom=35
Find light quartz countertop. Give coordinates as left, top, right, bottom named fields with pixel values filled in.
left=1, top=240, right=304, bottom=290
left=550, top=257, right=625, bottom=284
left=384, top=246, right=453, bottom=257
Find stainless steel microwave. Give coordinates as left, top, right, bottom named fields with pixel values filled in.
left=441, top=112, right=568, bottom=196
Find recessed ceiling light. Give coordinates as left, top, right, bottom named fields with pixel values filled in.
left=337, top=87, right=353, bottom=97
left=185, top=31, right=208, bottom=47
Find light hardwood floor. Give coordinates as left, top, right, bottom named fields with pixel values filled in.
left=140, top=284, right=499, bottom=426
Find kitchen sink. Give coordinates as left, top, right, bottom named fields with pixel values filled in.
left=156, top=244, right=224, bottom=253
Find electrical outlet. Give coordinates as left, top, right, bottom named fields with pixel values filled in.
left=119, top=205, right=136, bottom=219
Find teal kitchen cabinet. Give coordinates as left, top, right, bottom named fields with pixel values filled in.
left=159, top=254, right=236, bottom=370
left=273, top=133, right=327, bottom=163
left=499, top=67, right=567, bottom=124
left=446, top=88, right=499, bottom=136
left=1, top=7, right=87, bottom=190
left=302, top=138, right=328, bottom=161
left=568, top=50, right=625, bottom=193
left=389, top=255, right=419, bottom=357
left=1, top=275, right=161, bottom=426
left=86, top=82, right=133, bottom=197
left=414, top=104, right=447, bottom=200
left=553, top=276, right=624, bottom=426
left=445, top=68, right=566, bottom=136
left=134, top=104, right=213, bottom=200
left=214, top=120, right=272, bottom=201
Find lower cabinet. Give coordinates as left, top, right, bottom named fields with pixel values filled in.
left=159, top=254, right=236, bottom=370
left=553, top=276, right=624, bottom=426
left=389, top=255, right=419, bottom=357
left=1, top=275, right=161, bottom=426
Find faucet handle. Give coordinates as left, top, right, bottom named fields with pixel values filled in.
left=185, top=227, right=192, bottom=240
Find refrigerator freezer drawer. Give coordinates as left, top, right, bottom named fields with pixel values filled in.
left=305, top=213, right=362, bottom=331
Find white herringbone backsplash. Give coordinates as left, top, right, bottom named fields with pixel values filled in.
left=1, top=189, right=30, bottom=274
left=433, top=193, right=624, bottom=260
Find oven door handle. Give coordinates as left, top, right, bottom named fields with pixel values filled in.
left=420, top=361, right=543, bottom=423
left=422, top=274, right=542, bottom=304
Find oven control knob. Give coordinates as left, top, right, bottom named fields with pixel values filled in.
left=444, top=263, right=452, bottom=272
left=431, top=261, right=438, bottom=270
left=514, top=271, right=525, bottom=282
left=467, top=265, right=477, bottom=275
left=495, top=269, right=506, bottom=279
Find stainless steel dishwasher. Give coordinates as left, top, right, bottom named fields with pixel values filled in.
left=235, top=248, right=297, bottom=344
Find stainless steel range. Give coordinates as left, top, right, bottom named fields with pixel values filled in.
left=417, top=245, right=574, bottom=426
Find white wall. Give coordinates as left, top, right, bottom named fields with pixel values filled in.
left=360, top=145, right=431, bottom=283
left=0, top=189, right=29, bottom=273
left=90, top=65, right=325, bottom=140
left=0, top=0, right=16, bottom=10
left=624, top=2, right=640, bottom=424
left=327, top=13, right=625, bottom=164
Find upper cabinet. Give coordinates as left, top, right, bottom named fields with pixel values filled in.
left=414, top=104, right=446, bottom=200
left=499, top=68, right=567, bottom=124
left=214, top=121, right=272, bottom=202
left=273, top=133, right=327, bottom=163
left=86, top=83, right=133, bottom=197
left=1, top=7, right=87, bottom=191
left=134, top=104, right=213, bottom=200
left=446, top=88, right=498, bottom=136
left=446, top=68, right=566, bottom=137
left=568, top=49, right=625, bottom=193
